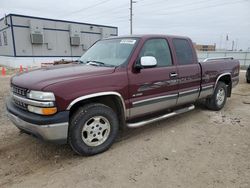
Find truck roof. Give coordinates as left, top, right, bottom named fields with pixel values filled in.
left=108, top=34, right=191, bottom=40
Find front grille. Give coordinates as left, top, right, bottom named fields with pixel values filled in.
left=11, top=85, right=28, bottom=97
left=13, top=97, right=27, bottom=110
left=11, top=85, right=28, bottom=110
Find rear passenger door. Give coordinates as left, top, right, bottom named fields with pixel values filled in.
left=172, top=38, right=201, bottom=105
left=128, top=38, right=178, bottom=118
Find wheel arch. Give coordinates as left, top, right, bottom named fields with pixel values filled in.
left=215, top=73, right=232, bottom=97
left=67, top=92, right=127, bottom=129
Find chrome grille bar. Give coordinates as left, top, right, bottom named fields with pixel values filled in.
left=11, top=93, right=55, bottom=107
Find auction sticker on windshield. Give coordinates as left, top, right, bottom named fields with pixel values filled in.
left=120, top=39, right=136, bottom=44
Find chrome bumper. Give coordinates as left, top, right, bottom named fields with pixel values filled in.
left=7, top=112, right=68, bottom=143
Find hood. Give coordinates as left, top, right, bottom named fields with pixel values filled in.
left=11, top=64, right=115, bottom=90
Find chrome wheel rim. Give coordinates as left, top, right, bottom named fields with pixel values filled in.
left=216, top=88, right=225, bottom=106
left=81, top=116, right=111, bottom=147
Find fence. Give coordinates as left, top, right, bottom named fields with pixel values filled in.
left=197, top=51, right=250, bottom=69
left=1, top=51, right=250, bottom=69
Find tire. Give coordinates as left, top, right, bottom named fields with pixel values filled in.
left=247, top=78, right=250, bottom=83
left=68, top=103, right=119, bottom=156
left=206, top=81, right=227, bottom=111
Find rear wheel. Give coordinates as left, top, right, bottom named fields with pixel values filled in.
left=247, top=78, right=250, bottom=83
left=68, top=103, right=119, bottom=156
left=206, top=81, right=227, bottom=111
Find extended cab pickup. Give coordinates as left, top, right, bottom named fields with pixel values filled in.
left=6, top=35, right=240, bottom=155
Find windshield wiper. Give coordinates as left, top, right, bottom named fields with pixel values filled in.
left=75, top=60, right=86, bottom=64
left=86, top=60, right=105, bottom=66
left=86, top=60, right=114, bottom=67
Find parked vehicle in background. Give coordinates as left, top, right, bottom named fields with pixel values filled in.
left=246, top=65, right=250, bottom=83
left=6, top=34, right=240, bottom=156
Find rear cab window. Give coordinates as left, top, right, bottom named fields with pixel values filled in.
left=173, top=38, right=194, bottom=65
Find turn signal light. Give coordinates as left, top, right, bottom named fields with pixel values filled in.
left=42, top=107, right=57, bottom=115
left=28, top=105, right=57, bottom=115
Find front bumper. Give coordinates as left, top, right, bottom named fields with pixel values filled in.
left=6, top=98, right=69, bottom=144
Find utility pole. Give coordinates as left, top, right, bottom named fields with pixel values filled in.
left=130, top=0, right=136, bottom=35
left=235, top=38, right=238, bottom=51
left=219, top=34, right=223, bottom=50
left=231, top=40, right=235, bottom=51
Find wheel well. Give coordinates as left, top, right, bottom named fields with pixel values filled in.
left=69, top=95, right=126, bottom=129
left=217, top=75, right=232, bottom=97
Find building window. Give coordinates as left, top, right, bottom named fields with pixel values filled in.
left=3, top=31, right=8, bottom=45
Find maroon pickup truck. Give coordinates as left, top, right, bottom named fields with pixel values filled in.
left=6, top=35, right=240, bottom=155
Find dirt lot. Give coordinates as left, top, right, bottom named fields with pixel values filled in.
left=0, top=72, right=249, bottom=188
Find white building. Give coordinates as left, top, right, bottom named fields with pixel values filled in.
left=0, top=14, right=118, bottom=68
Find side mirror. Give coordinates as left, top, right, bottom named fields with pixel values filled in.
left=140, top=56, right=157, bottom=67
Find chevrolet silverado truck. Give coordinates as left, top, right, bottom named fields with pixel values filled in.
left=6, top=35, right=240, bottom=155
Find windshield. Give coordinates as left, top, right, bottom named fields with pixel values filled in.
left=79, top=38, right=138, bottom=67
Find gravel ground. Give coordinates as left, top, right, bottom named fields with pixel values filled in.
left=0, top=73, right=249, bottom=188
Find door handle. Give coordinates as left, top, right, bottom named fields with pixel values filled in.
left=170, top=72, right=178, bottom=78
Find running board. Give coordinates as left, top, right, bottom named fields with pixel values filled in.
left=127, top=105, right=195, bottom=128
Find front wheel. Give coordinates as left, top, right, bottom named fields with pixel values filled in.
left=206, top=81, right=227, bottom=111
left=68, top=103, right=119, bottom=156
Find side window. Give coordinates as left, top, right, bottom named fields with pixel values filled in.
left=173, top=39, right=194, bottom=65
left=139, top=38, right=172, bottom=67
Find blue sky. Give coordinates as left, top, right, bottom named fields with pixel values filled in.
left=1, top=0, right=250, bottom=50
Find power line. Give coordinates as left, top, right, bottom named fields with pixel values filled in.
left=135, top=0, right=222, bottom=14
left=135, top=0, right=170, bottom=8
left=133, top=0, right=245, bottom=18
left=83, top=13, right=129, bottom=23
left=154, top=0, right=245, bottom=16
left=135, top=18, right=239, bottom=28
left=96, top=15, right=129, bottom=22
left=77, top=3, right=128, bottom=19
left=64, top=0, right=113, bottom=17
left=132, top=0, right=247, bottom=31
left=95, top=18, right=129, bottom=27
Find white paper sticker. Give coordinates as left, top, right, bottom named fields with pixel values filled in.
left=120, top=39, right=136, bottom=44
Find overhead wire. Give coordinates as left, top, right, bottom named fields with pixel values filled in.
left=149, top=0, right=246, bottom=16
left=131, top=0, right=247, bottom=36
left=64, top=0, right=113, bottom=17
left=77, top=2, right=129, bottom=19
left=135, top=0, right=229, bottom=14
left=135, top=0, right=171, bottom=8
left=60, top=0, right=248, bottom=32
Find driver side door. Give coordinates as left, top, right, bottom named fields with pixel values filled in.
left=128, top=38, right=178, bottom=118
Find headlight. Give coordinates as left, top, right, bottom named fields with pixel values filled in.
left=27, top=105, right=57, bottom=115
left=27, top=90, right=55, bottom=101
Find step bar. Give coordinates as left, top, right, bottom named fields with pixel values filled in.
left=127, top=105, right=195, bottom=128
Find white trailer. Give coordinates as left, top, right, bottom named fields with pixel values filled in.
left=0, top=14, right=118, bottom=68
